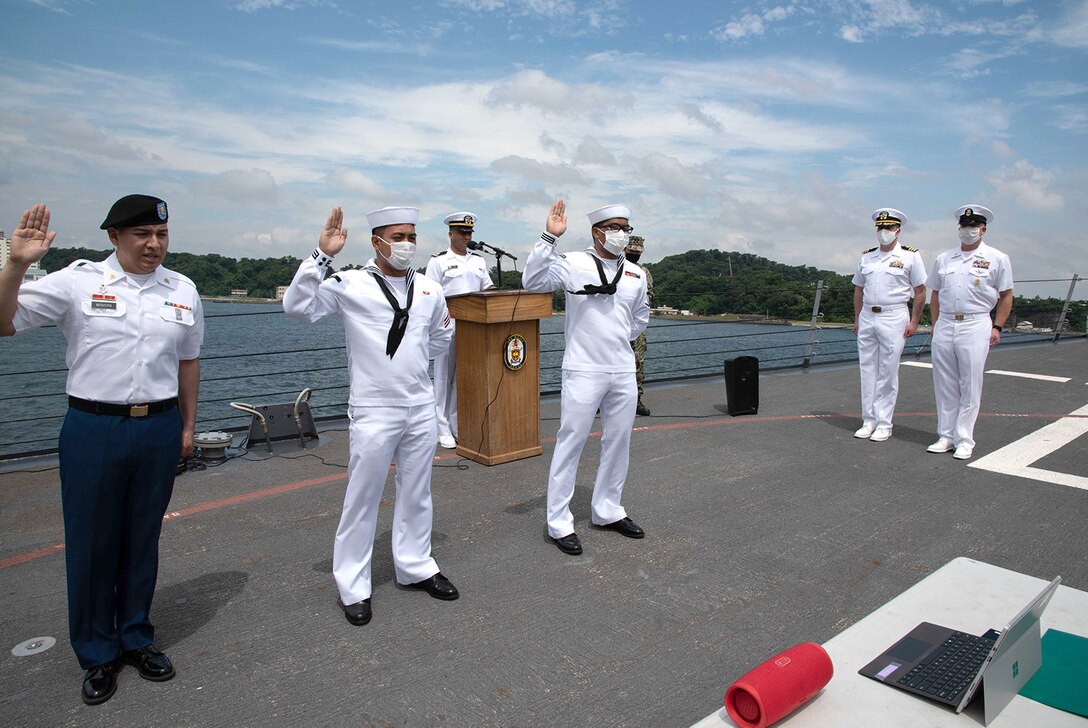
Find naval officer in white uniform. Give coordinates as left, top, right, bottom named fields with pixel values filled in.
left=284, top=205, right=458, bottom=626
left=926, top=205, right=1013, bottom=460
left=425, top=212, right=494, bottom=450
left=523, top=200, right=650, bottom=555
left=851, top=208, right=926, bottom=442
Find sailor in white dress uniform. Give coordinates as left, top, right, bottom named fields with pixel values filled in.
left=851, top=208, right=926, bottom=442
left=522, top=200, right=650, bottom=556
left=283, top=205, right=459, bottom=626
left=925, top=205, right=1013, bottom=461
left=425, top=212, right=494, bottom=450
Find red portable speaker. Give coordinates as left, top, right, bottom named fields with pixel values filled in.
left=724, top=642, right=833, bottom=728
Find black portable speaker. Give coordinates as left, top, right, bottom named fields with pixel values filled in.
left=724, top=356, right=759, bottom=416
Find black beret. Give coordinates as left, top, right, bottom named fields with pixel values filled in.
left=100, top=194, right=169, bottom=230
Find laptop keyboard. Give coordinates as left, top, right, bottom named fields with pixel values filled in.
left=896, top=630, right=996, bottom=703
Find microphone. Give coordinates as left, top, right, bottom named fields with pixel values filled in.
left=469, top=240, right=517, bottom=260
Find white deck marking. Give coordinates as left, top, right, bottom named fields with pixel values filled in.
left=969, top=403, right=1088, bottom=490
left=985, top=369, right=1071, bottom=383
left=901, top=361, right=932, bottom=369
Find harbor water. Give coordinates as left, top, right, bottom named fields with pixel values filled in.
left=0, top=300, right=1053, bottom=459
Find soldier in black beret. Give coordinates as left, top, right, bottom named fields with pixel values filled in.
left=0, top=195, right=204, bottom=705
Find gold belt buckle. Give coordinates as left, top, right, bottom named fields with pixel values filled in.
left=129, top=404, right=149, bottom=417
left=954, top=313, right=965, bottom=321
left=871, top=306, right=882, bottom=313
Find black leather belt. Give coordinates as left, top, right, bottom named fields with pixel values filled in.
left=68, top=396, right=178, bottom=418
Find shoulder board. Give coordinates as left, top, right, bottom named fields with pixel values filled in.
left=432, top=250, right=448, bottom=257
left=862, top=246, right=877, bottom=253
left=469, top=251, right=483, bottom=258
left=902, top=245, right=919, bottom=253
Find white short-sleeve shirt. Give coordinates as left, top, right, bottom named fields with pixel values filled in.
left=12, top=252, right=204, bottom=403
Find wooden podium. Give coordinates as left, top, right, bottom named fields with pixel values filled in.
left=445, top=290, right=553, bottom=465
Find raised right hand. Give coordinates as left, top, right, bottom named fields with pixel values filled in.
left=319, top=207, right=348, bottom=256
left=546, top=199, right=567, bottom=237
left=9, top=204, right=57, bottom=266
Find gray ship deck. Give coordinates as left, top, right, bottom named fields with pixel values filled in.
left=2, top=341, right=1086, bottom=727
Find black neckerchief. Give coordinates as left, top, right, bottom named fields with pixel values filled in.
left=367, top=266, right=415, bottom=358
left=570, top=254, right=625, bottom=296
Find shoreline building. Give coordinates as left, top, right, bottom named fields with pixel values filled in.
left=0, top=230, right=46, bottom=283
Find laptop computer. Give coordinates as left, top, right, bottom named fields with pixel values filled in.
left=858, top=575, right=1061, bottom=725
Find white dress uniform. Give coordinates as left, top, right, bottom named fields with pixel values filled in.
left=927, top=239, right=1012, bottom=451
left=425, top=248, right=493, bottom=440
left=283, top=253, right=452, bottom=604
left=522, top=232, right=650, bottom=539
left=852, top=242, right=926, bottom=432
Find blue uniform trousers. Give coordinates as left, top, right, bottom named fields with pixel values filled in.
left=58, top=407, right=180, bottom=669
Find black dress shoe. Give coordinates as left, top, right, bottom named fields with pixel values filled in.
left=81, top=658, right=123, bottom=705
left=636, top=400, right=651, bottom=416
left=342, top=598, right=372, bottom=626
left=407, top=572, right=459, bottom=600
left=599, top=517, right=645, bottom=539
left=551, top=532, right=583, bottom=555
left=122, top=644, right=175, bottom=682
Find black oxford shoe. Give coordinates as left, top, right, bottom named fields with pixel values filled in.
left=122, top=644, right=176, bottom=682
left=551, top=532, right=583, bottom=555
left=81, top=658, right=123, bottom=705
left=636, top=400, right=651, bottom=416
left=342, top=598, right=373, bottom=626
left=599, top=517, right=645, bottom=539
left=407, top=572, right=459, bottom=600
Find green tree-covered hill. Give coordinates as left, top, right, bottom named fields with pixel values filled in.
left=647, top=249, right=857, bottom=322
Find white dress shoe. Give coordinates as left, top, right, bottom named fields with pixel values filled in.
left=854, top=424, right=875, bottom=439
left=926, top=438, right=954, bottom=453
left=438, top=435, right=457, bottom=449
left=953, top=445, right=974, bottom=460
left=869, top=427, right=892, bottom=442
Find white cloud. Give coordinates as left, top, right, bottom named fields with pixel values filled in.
left=574, top=136, right=616, bottom=165
left=1050, top=0, right=1088, bottom=49
left=635, top=153, right=710, bottom=202
left=840, top=25, right=863, bottom=42
left=326, top=168, right=389, bottom=198
left=486, top=69, right=630, bottom=114
left=191, top=169, right=280, bottom=204
left=991, top=160, right=1063, bottom=211
left=489, top=155, right=587, bottom=185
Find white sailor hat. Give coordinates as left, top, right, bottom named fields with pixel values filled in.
left=586, top=204, right=632, bottom=225
left=443, top=211, right=477, bottom=228
left=366, top=206, right=420, bottom=231
left=955, top=204, right=993, bottom=226
left=871, top=208, right=906, bottom=227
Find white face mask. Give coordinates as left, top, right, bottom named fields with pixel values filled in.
left=601, top=230, right=629, bottom=257
left=958, top=227, right=982, bottom=246
left=877, top=228, right=898, bottom=246
left=377, top=236, right=415, bottom=270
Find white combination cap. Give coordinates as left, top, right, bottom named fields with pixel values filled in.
left=586, top=204, right=632, bottom=225
left=366, top=206, right=420, bottom=230
left=871, top=208, right=906, bottom=227
left=955, top=204, right=993, bottom=225
left=443, top=211, right=477, bottom=228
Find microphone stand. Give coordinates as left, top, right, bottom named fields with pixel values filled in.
left=469, top=240, right=518, bottom=289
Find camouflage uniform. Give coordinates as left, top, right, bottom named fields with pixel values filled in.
left=626, top=236, right=654, bottom=413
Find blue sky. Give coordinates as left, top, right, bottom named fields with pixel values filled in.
left=2, top=0, right=1086, bottom=297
